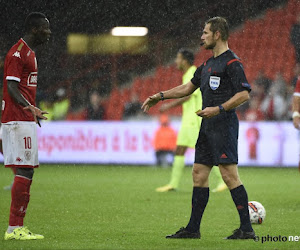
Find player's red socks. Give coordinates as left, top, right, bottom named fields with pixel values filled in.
left=9, top=175, right=32, bottom=226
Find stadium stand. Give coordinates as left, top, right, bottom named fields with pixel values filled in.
left=104, top=0, right=299, bottom=119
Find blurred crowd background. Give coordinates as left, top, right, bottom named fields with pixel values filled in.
left=0, top=0, right=299, bottom=122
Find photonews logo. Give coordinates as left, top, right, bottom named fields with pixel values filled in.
left=254, top=235, right=300, bottom=243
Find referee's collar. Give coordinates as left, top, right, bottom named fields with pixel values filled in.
left=213, top=49, right=230, bottom=59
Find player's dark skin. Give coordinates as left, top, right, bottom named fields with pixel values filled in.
left=7, top=18, right=51, bottom=178
left=7, top=18, right=51, bottom=124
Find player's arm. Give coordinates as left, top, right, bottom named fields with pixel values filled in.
left=142, top=81, right=197, bottom=112
left=7, top=80, right=48, bottom=124
left=7, top=80, right=31, bottom=107
left=159, top=96, right=190, bottom=112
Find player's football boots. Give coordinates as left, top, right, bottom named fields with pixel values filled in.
left=225, top=228, right=256, bottom=240
left=166, top=227, right=200, bottom=239
left=156, top=184, right=176, bottom=192
left=211, top=183, right=228, bottom=193
left=23, top=227, right=44, bottom=239
left=4, top=227, right=44, bottom=240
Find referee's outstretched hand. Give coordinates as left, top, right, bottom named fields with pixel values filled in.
left=196, top=107, right=220, bottom=119
left=141, top=94, right=160, bottom=113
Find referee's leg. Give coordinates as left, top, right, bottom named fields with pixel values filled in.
left=219, top=164, right=254, bottom=234
left=218, top=164, right=241, bottom=189
left=185, top=163, right=212, bottom=233
left=192, top=163, right=212, bottom=187
left=166, top=163, right=212, bottom=238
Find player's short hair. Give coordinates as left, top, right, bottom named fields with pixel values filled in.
left=25, top=12, right=47, bottom=33
left=205, top=16, right=229, bottom=41
left=178, top=48, right=194, bottom=65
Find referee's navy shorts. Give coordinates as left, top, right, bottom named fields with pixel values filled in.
left=194, top=111, right=239, bottom=166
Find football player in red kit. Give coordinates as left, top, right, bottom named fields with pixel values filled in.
left=2, top=12, right=51, bottom=240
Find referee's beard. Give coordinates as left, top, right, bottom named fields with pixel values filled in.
left=204, top=40, right=216, bottom=50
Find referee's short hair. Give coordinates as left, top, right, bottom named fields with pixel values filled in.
left=25, top=12, right=47, bottom=33
left=206, top=16, right=229, bottom=41
left=178, top=48, right=194, bottom=65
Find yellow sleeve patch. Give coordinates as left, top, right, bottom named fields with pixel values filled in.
left=17, top=43, right=24, bottom=51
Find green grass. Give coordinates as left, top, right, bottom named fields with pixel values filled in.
left=0, top=165, right=299, bottom=249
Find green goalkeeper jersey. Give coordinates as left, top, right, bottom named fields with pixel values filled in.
left=181, top=65, right=202, bottom=128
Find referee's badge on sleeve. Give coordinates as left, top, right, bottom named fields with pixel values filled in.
left=209, top=76, right=220, bottom=90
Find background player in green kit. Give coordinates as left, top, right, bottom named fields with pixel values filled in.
left=156, top=48, right=226, bottom=193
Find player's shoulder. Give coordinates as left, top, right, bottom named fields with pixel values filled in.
left=188, top=65, right=197, bottom=74
left=6, top=39, right=30, bottom=61
left=225, top=50, right=242, bottom=66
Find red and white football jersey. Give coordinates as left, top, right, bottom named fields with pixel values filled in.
left=294, top=76, right=300, bottom=97
left=2, top=38, right=38, bottom=123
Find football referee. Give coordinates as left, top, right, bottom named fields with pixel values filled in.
left=142, top=17, right=255, bottom=240
left=156, top=48, right=226, bottom=193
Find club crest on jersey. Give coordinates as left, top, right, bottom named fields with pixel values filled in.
left=27, top=72, right=38, bottom=87
left=25, top=151, right=31, bottom=161
left=209, top=76, right=220, bottom=90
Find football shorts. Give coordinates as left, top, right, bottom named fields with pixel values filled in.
left=194, top=111, right=239, bottom=165
left=2, top=121, right=39, bottom=168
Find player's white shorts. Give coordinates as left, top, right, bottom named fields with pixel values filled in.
left=2, top=122, right=39, bottom=168
left=0, top=123, right=2, bottom=140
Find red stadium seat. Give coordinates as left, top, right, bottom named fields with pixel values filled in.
left=106, top=0, right=298, bottom=119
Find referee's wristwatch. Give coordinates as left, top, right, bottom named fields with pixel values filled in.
left=159, top=92, right=164, bottom=101
left=218, top=105, right=225, bottom=113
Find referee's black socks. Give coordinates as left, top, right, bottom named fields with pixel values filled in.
left=186, top=187, right=209, bottom=233
left=230, top=185, right=253, bottom=232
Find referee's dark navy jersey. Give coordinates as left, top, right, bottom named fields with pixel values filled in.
left=191, top=49, right=251, bottom=110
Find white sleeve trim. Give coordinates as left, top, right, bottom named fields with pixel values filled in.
left=293, top=93, right=300, bottom=97
left=6, top=76, right=21, bottom=82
